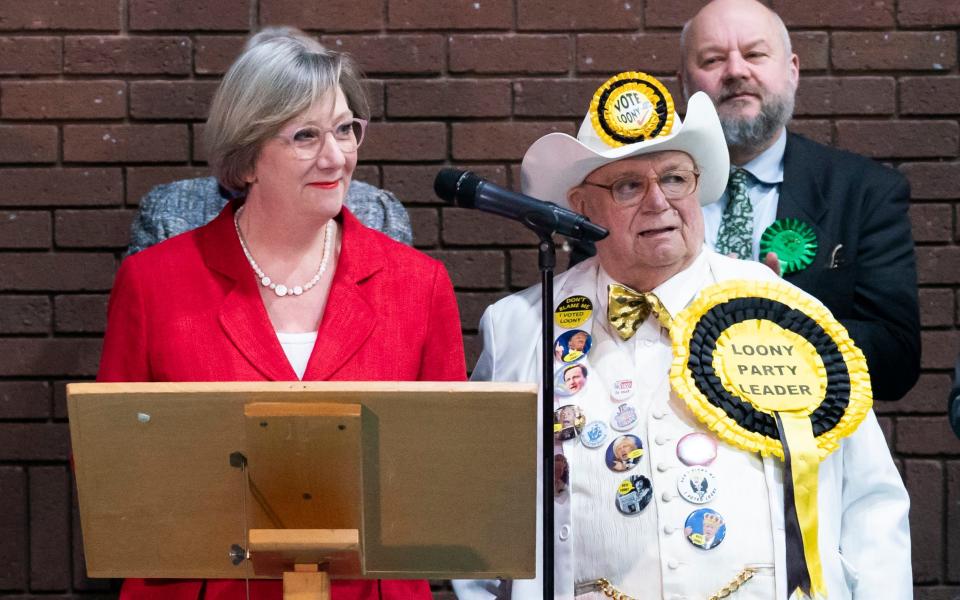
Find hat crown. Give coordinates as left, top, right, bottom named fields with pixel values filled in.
left=576, top=107, right=685, bottom=155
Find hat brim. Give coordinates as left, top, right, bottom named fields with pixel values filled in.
left=520, top=92, right=729, bottom=209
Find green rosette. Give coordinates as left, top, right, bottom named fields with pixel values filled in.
left=760, top=218, right=817, bottom=275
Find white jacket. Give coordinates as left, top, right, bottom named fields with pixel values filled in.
left=454, top=250, right=912, bottom=600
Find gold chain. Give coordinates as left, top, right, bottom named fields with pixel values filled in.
left=589, top=567, right=756, bottom=600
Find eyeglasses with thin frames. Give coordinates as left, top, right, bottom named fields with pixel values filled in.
left=581, top=169, right=700, bottom=205
left=274, top=118, right=368, bottom=160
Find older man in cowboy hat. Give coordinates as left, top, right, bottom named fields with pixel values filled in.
left=453, top=74, right=909, bottom=599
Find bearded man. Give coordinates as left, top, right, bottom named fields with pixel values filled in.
left=680, top=0, right=920, bottom=401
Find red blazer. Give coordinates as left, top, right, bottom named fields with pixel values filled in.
left=98, top=202, right=466, bottom=600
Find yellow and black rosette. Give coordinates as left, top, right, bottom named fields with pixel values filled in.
left=760, top=218, right=818, bottom=275
left=670, top=280, right=872, bottom=599
left=589, top=71, right=675, bottom=148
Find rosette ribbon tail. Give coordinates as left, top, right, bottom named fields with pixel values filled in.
left=776, top=412, right=827, bottom=599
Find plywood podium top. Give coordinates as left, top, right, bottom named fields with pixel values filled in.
left=68, top=381, right=538, bottom=580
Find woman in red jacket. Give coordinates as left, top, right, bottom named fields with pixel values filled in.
left=98, top=27, right=465, bottom=600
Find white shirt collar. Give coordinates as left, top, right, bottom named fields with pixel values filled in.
left=737, top=127, right=786, bottom=185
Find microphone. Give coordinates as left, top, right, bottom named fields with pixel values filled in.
left=434, top=169, right=608, bottom=243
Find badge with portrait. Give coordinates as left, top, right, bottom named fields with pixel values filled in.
left=670, top=280, right=872, bottom=599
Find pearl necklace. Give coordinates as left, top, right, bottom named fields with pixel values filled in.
left=233, top=205, right=335, bottom=298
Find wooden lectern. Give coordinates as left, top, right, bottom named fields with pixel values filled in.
left=68, top=381, right=538, bottom=599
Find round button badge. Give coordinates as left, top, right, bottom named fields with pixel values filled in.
left=554, top=329, right=592, bottom=364
left=554, top=405, right=585, bottom=442
left=555, top=363, right=588, bottom=397
left=605, top=434, right=644, bottom=472
left=677, top=466, right=718, bottom=504
left=610, top=378, right=635, bottom=402
left=684, top=508, right=726, bottom=550
left=610, top=403, right=638, bottom=431
left=676, top=432, right=718, bottom=466
left=554, top=295, right=593, bottom=329
left=616, top=474, right=653, bottom=515
left=581, top=420, right=609, bottom=448
left=554, top=454, right=569, bottom=496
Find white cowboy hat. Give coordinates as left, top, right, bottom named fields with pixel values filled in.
left=520, top=91, right=729, bottom=209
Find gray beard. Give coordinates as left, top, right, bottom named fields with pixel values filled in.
left=718, top=91, right=795, bottom=156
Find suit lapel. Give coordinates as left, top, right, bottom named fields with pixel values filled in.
left=301, top=210, right=380, bottom=381
left=200, top=201, right=298, bottom=381
left=777, top=133, right=828, bottom=225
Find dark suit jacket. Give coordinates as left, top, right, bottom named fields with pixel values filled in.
left=98, top=202, right=465, bottom=600
left=778, top=132, right=920, bottom=401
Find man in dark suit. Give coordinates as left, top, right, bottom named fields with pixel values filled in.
left=678, top=0, right=920, bottom=401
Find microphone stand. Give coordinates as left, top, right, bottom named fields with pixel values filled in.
left=535, top=230, right=556, bottom=600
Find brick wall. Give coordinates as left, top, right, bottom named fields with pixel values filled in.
left=0, top=0, right=957, bottom=598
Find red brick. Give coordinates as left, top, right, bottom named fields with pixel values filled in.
left=0, top=37, right=61, bottom=74
left=361, top=122, right=447, bottom=162
left=1, top=81, right=126, bottom=120
left=509, top=247, right=571, bottom=289
left=262, top=0, right=382, bottom=31
left=449, top=34, right=570, bottom=74
left=0, top=211, right=51, bottom=249
left=795, top=77, right=895, bottom=116
left=126, top=166, right=210, bottom=205
left=452, top=121, right=575, bottom=161
left=836, top=120, right=958, bottom=159
left=577, top=34, right=680, bottom=74
left=900, top=77, right=960, bottom=115
left=0, top=295, right=50, bottom=334
left=900, top=162, right=960, bottom=200
left=29, top=466, right=69, bottom=591
left=918, top=288, right=956, bottom=327
left=129, top=0, right=251, bottom=31
left=875, top=373, right=952, bottom=415
left=463, top=332, right=481, bottom=372
left=786, top=120, right=833, bottom=146
left=353, top=165, right=381, bottom=187
left=0, top=126, right=57, bottom=164
left=772, top=0, right=894, bottom=27
left=920, top=330, right=960, bottom=369
left=130, top=81, right=218, bottom=120
left=389, top=0, right=512, bottom=29
left=456, top=291, right=510, bottom=331
left=426, top=250, right=505, bottom=289
left=832, top=32, right=956, bottom=71
left=0, top=253, right=116, bottom=292
left=0, top=467, right=26, bottom=589
left=64, top=124, right=189, bottom=163
left=54, top=209, right=136, bottom=249
left=948, top=462, right=960, bottom=582
left=900, top=418, right=960, bottom=455
left=899, top=0, right=960, bottom=27
left=518, top=0, right=641, bottom=30
left=903, top=460, right=943, bottom=582
left=320, top=35, right=444, bottom=75
left=365, top=80, right=385, bottom=119
left=194, top=35, right=245, bottom=75
left=0, top=169, right=122, bottom=207
left=383, top=164, right=509, bottom=206
left=917, top=247, right=960, bottom=284
left=513, top=78, right=607, bottom=118
left=192, top=123, right=208, bottom=162
left=791, top=32, right=829, bottom=72
left=64, top=35, right=191, bottom=75
left=0, top=382, right=51, bottom=419
left=645, top=0, right=707, bottom=27
left=387, top=80, right=512, bottom=118
left=911, top=204, right=954, bottom=242
left=0, top=424, right=71, bottom=459
left=913, top=586, right=960, bottom=599
left=0, top=0, right=120, bottom=30
left=54, top=294, right=109, bottom=334
left=406, top=207, right=439, bottom=248
left=443, top=207, right=540, bottom=246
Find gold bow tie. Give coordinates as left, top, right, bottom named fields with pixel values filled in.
left=607, top=283, right=673, bottom=340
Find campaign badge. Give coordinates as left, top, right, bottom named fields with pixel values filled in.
left=555, top=363, right=588, bottom=397
left=555, top=295, right=593, bottom=329
left=581, top=420, right=609, bottom=448
left=610, top=403, right=638, bottom=432
left=685, top=508, right=726, bottom=550
left=615, top=474, right=653, bottom=515
left=554, top=329, right=592, bottom=364
left=554, top=404, right=585, bottom=442
left=677, top=466, right=719, bottom=504
left=605, top=434, right=644, bottom=472
left=589, top=71, right=675, bottom=148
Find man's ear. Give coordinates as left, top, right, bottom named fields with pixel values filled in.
left=568, top=187, right=587, bottom=215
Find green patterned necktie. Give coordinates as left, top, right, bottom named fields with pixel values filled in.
left=715, top=168, right=753, bottom=260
